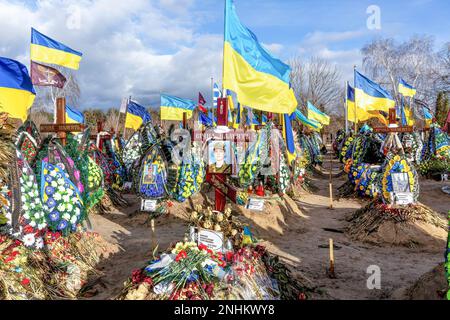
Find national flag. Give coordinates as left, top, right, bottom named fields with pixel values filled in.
left=307, top=101, right=330, bottom=125
left=401, top=105, right=415, bottom=126
left=0, top=57, right=36, bottom=121
left=423, top=106, right=433, bottom=127
left=398, top=78, right=416, bottom=98
left=354, top=70, right=395, bottom=113
left=223, top=0, right=297, bottom=114
left=198, top=92, right=207, bottom=113
left=199, top=113, right=213, bottom=127
left=281, top=113, right=297, bottom=164
left=347, top=82, right=389, bottom=125
left=125, top=100, right=151, bottom=130
left=213, top=83, right=222, bottom=108
left=30, top=61, right=66, bottom=88
left=31, top=28, right=83, bottom=70
left=294, top=109, right=322, bottom=132
left=241, top=226, right=254, bottom=245
left=65, top=104, right=84, bottom=124
left=160, top=94, right=196, bottom=121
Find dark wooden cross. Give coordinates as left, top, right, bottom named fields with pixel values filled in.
left=40, top=97, right=85, bottom=146
left=373, top=108, right=413, bottom=133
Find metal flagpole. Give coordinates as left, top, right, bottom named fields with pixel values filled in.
left=353, top=66, right=357, bottom=134
left=211, top=77, right=214, bottom=123
left=345, top=81, right=349, bottom=134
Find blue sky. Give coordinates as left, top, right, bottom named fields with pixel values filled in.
left=1, top=0, right=449, bottom=110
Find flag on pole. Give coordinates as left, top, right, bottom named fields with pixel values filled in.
left=65, top=104, right=84, bottom=124
left=213, top=83, right=222, bottom=108
left=223, top=0, right=297, bottom=114
left=30, top=61, right=66, bottom=88
left=281, top=113, right=297, bottom=164
left=294, top=109, right=322, bottom=132
left=0, top=57, right=36, bottom=121
left=31, top=28, right=83, bottom=70
left=398, top=78, right=416, bottom=98
left=423, top=107, right=433, bottom=127
left=348, top=82, right=389, bottom=125
left=354, top=70, right=395, bottom=113
left=160, top=94, right=196, bottom=121
left=199, top=113, right=213, bottom=127
left=125, top=100, right=151, bottom=130
left=198, top=92, right=207, bottom=113
left=307, top=101, right=330, bottom=125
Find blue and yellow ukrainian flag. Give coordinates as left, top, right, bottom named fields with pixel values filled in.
left=281, top=113, right=297, bottom=164
left=65, top=104, right=84, bottom=124
left=398, top=78, right=416, bottom=98
left=294, top=109, right=322, bottom=132
left=307, top=101, right=330, bottom=126
left=423, top=107, right=433, bottom=127
left=160, top=94, right=196, bottom=121
left=31, top=28, right=82, bottom=70
left=354, top=70, right=395, bottom=113
left=347, top=83, right=387, bottom=125
left=223, top=0, right=297, bottom=114
left=401, top=105, right=415, bottom=126
left=0, top=57, right=36, bottom=121
left=125, top=100, right=151, bottom=130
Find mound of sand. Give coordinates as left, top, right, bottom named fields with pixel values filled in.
left=346, top=201, right=447, bottom=251
left=392, top=263, right=447, bottom=300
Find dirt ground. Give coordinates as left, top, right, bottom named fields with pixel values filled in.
left=87, top=154, right=450, bottom=300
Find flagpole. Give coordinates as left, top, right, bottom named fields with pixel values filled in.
left=211, top=77, right=214, bottom=124
left=353, top=66, right=357, bottom=134
left=345, top=81, right=349, bottom=134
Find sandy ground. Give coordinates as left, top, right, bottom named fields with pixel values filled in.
left=87, top=154, right=450, bottom=300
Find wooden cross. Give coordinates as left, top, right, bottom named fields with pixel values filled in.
left=40, top=97, right=85, bottom=146
left=373, top=108, right=413, bottom=133
left=90, top=120, right=114, bottom=151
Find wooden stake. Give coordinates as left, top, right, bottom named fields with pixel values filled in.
left=150, top=218, right=156, bottom=250
left=55, top=97, right=67, bottom=146
left=329, top=238, right=335, bottom=277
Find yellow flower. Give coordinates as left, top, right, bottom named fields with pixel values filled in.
left=394, top=155, right=401, bottom=161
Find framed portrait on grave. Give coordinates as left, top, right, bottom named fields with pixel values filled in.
left=207, top=140, right=233, bottom=175
left=391, top=172, right=410, bottom=193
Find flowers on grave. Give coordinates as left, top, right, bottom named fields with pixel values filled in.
left=381, top=154, right=419, bottom=204
left=171, top=160, right=205, bottom=202
left=41, top=162, right=84, bottom=235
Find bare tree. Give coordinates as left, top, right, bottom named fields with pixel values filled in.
left=362, top=36, right=441, bottom=110
left=289, top=56, right=342, bottom=115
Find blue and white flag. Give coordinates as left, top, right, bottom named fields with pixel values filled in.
left=213, top=82, right=222, bottom=108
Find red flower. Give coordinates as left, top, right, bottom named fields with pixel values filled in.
left=175, top=250, right=188, bottom=262
left=143, top=277, right=153, bottom=286
left=225, top=252, right=234, bottom=262
left=198, top=244, right=208, bottom=251
left=21, top=278, right=30, bottom=286
left=131, top=269, right=145, bottom=284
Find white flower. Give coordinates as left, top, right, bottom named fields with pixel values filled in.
left=21, top=195, right=26, bottom=203
left=23, top=213, right=30, bottom=220
left=54, top=193, right=62, bottom=201
left=20, top=187, right=25, bottom=193
left=22, top=233, right=35, bottom=247
left=34, top=198, right=40, bottom=205
left=33, top=190, right=39, bottom=197
left=29, top=221, right=36, bottom=227
left=58, top=186, right=65, bottom=193
left=62, top=213, right=71, bottom=221
left=57, top=203, right=65, bottom=212
left=67, top=189, right=74, bottom=196
left=19, top=177, right=24, bottom=184
left=57, top=178, right=65, bottom=186
left=22, top=204, right=29, bottom=211
left=35, top=237, right=44, bottom=249
left=51, top=181, right=58, bottom=188
left=50, top=171, right=57, bottom=177
left=34, top=212, right=41, bottom=219
left=30, top=203, right=36, bottom=209
left=38, top=223, right=46, bottom=230
left=62, top=195, right=70, bottom=203
left=74, top=207, right=80, bottom=216
left=70, top=215, right=78, bottom=224
left=66, top=203, right=73, bottom=212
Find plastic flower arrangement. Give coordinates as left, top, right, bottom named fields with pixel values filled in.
left=41, top=162, right=84, bottom=235
left=138, top=149, right=167, bottom=198
left=381, top=154, right=419, bottom=204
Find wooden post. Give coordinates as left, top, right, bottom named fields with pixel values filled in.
left=97, top=121, right=104, bottom=150
left=150, top=218, right=156, bottom=250
left=55, top=97, right=67, bottom=146
left=329, top=238, right=335, bottom=277
left=182, top=112, right=187, bottom=129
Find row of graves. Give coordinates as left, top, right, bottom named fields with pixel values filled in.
left=0, top=98, right=132, bottom=299
left=334, top=108, right=450, bottom=252
left=117, top=98, right=328, bottom=300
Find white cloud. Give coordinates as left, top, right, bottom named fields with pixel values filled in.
left=0, top=0, right=222, bottom=109
left=262, top=43, right=284, bottom=55
left=303, top=30, right=366, bottom=46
